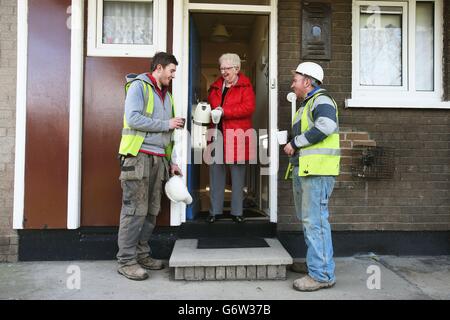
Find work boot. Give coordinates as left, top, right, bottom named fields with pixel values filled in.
left=118, top=264, right=149, bottom=281
left=293, top=275, right=336, bottom=292
left=289, top=261, right=308, bottom=274
left=138, top=256, right=165, bottom=270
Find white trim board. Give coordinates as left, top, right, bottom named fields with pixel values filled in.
left=187, top=3, right=271, bottom=13
left=170, top=0, right=186, bottom=226
left=13, top=0, right=28, bottom=229
left=67, top=0, right=85, bottom=229
left=269, top=0, right=278, bottom=223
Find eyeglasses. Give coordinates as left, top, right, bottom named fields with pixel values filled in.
left=219, top=66, right=236, bottom=72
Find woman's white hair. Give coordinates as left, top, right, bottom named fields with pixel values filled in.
left=219, top=53, right=241, bottom=70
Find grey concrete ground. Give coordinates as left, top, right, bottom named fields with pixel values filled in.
left=0, top=255, right=449, bottom=300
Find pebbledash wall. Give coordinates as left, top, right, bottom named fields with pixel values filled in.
left=277, top=0, right=450, bottom=235
left=0, top=0, right=18, bottom=262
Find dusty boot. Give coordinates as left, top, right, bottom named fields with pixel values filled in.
left=138, top=256, right=165, bottom=270
left=293, top=275, right=336, bottom=292
left=118, top=264, right=149, bottom=281
left=289, top=262, right=308, bottom=274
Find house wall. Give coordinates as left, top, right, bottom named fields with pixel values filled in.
left=0, top=0, right=18, bottom=262
left=13, top=0, right=175, bottom=232
left=277, top=0, right=450, bottom=232
left=2, top=0, right=449, bottom=262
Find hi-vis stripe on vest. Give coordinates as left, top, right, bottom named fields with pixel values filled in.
left=284, top=92, right=340, bottom=179
left=118, top=80, right=175, bottom=161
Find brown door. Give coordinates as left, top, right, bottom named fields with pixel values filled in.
left=81, top=57, right=148, bottom=226
left=24, top=0, right=71, bottom=229
left=81, top=57, right=173, bottom=227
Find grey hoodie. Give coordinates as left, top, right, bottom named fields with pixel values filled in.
left=124, top=73, right=175, bottom=162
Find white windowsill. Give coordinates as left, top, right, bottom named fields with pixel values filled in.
left=345, top=98, right=450, bottom=109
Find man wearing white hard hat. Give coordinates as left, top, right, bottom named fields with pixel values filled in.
left=283, top=62, right=340, bottom=291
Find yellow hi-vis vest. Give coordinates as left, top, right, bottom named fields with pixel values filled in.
left=284, top=92, right=340, bottom=179
left=118, top=80, right=175, bottom=161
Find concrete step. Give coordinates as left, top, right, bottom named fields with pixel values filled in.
left=169, top=238, right=293, bottom=281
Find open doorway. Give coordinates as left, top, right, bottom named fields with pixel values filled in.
left=187, top=13, right=270, bottom=222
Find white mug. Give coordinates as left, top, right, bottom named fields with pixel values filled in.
left=211, top=109, right=222, bottom=124
left=276, top=130, right=288, bottom=145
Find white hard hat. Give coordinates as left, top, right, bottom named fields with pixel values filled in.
left=165, top=175, right=193, bottom=204
left=294, top=62, right=324, bottom=84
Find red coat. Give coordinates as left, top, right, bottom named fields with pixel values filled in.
left=207, top=73, right=256, bottom=163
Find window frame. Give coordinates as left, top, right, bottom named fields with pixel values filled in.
left=87, top=0, right=167, bottom=57
left=347, top=0, right=449, bottom=109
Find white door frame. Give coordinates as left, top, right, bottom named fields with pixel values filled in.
left=13, top=0, right=28, bottom=229
left=171, top=0, right=278, bottom=225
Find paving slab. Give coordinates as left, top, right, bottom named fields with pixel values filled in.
left=1, top=256, right=447, bottom=300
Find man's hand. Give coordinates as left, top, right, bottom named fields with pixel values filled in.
left=284, top=143, right=296, bottom=157
left=170, top=164, right=182, bottom=176
left=169, top=117, right=185, bottom=129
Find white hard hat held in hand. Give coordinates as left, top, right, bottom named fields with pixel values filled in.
left=165, top=175, right=193, bottom=204
left=294, top=62, right=324, bottom=84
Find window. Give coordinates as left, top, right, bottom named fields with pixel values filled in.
left=347, top=0, right=449, bottom=108
left=87, top=0, right=167, bottom=57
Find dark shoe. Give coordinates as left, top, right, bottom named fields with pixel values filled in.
left=232, top=215, right=245, bottom=223
left=290, top=261, right=308, bottom=274
left=138, top=256, right=164, bottom=270
left=207, top=215, right=215, bottom=223
left=117, top=264, right=149, bottom=281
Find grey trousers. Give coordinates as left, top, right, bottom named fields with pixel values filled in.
left=116, top=153, right=168, bottom=266
left=209, top=163, right=246, bottom=217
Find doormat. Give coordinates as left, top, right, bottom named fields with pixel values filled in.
left=197, top=237, right=269, bottom=249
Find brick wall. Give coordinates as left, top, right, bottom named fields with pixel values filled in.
left=0, top=0, right=18, bottom=262
left=278, top=0, right=450, bottom=232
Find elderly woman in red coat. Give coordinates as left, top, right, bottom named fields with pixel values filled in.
left=206, top=53, right=256, bottom=223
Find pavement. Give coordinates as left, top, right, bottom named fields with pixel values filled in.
left=0, top=255, right=449, bottom=300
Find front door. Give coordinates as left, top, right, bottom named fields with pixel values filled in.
left=171, top=0, right=278, bottom=225
left=186, top=16, right=202, bottom=220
